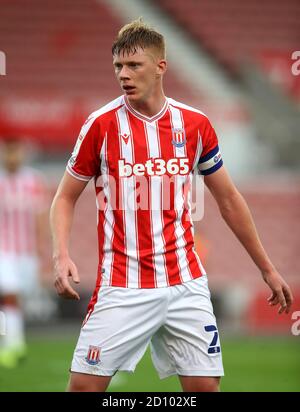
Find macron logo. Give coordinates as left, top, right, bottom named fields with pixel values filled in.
left=120, top=133, right=130, bottom=144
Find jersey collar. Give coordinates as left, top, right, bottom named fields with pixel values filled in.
left=124, top=96, right=169, bottom=123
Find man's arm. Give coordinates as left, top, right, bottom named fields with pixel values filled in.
left=50, top=172, right=88, bottom=300
left=204, top=166, right=293, bottom=314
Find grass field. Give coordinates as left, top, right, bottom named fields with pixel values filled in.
left=0, top=336, right=299, bottom=392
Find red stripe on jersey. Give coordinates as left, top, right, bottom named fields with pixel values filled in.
left=83, top=269, right=101, bottom=327
left=157, top=112, right=181, bottom=286
left=178, top=109, right=202, bottom=280
left=96, top=196, right=106, bottom=283
left=82, top=183, right=107, bottom=326
left=181, top=177, right=202, bottom=279
left=129, top=113, right=156, bottom=288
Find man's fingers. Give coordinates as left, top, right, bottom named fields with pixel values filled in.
left=283, top=285, right=293, bottom=314
left=60, top=285, right=80, bottom=300
left=54, top=276, right=64, bottom=295
left=62, top=290, right=80, bottom=300
left=55, top=276, right=80, bottom=300
left=278, top=304, right=287, bottom=314
left=265, top=273, right=293, bottom=315
left=276, top=289, right=287, bottom=314
left=276, top=285, right=293, bottom=314
left=53, top=259, right=80, bottom=299
left=267, top=292, right=276, bottom=302
left=69, top=263, right=80, bottom=284
left=268, top=294, right=279, bottom=306
left=60, top=277, right=80, bottom=299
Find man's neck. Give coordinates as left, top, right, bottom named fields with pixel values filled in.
left=127, top=92, right=166, bottom=118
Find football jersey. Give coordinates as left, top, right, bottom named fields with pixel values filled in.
left=0, top=167, right=46, bottom=256
left=67, top=95, right=223, bottom=289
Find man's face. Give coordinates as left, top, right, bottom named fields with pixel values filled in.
left=1, top=141, right=25, bottom=173
left=113, top=47, right=166, bottom=103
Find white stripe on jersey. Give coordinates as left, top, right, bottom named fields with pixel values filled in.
left=116, top=106, right=140, bottom=288
left=169, top=105, right=193, bottom=283
left=145, top=122, right=168, bottom=288
left=192, top=130, right=203, bottom=171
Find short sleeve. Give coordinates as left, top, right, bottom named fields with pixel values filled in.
left=198, top=118, right=223, bottom=175
left=66, top=116, right=101, bottom=181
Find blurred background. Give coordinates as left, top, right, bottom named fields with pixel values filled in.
left=0, top=0, right=299, bottom=392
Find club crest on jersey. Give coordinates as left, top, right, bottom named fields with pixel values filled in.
left=86, top=345, right=101, bottom=366
left=172, top=128, right=186, bottom=148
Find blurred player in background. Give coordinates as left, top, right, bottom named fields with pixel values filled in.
left=50, top=19, right=293, bottom=392
left=0, top=138, right=48, bottom=368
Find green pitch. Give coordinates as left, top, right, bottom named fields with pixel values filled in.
left=0, top=336, right=299, bottom=392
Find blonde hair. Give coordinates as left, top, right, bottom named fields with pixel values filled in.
left=112, top=18, right=166, bottom=58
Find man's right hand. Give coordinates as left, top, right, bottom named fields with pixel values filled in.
left=53, top=255, right=80, bottom=300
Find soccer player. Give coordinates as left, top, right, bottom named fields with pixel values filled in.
left=50, top=20, right=293, bottom=392
left=0, top=138, right=48, bottom=368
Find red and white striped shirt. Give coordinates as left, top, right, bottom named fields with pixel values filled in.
left=67, top=96, right=223, bottom=289
left=0, top=167, right=46, bottom=256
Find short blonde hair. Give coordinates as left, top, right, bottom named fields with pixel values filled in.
left=112, top=18, right=166, bottom=59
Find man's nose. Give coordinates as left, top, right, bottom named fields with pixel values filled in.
left=119, top=66, right=130, bottom=80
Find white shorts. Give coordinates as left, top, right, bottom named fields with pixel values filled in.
left=0, top=253, right=39, bottom=295
left=71, top=275, right=224, bottom=379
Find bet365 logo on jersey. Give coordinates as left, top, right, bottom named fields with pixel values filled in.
left=119, top=158, right=189, bottom=177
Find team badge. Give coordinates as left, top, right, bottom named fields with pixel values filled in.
left=86, top=345, right=101, bottom=365
left=172, top=128, right=186, bottom=148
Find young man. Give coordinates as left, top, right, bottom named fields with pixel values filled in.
left=0, top=138, right=48, bottom=368
left=50, top=20, right=293, bottom=392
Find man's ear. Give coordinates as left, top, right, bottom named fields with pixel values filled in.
left=157, top=59, right=167, bottom=76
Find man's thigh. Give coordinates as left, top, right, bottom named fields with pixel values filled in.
left=151, top=276, right=224, bottom=379
left=179, top=375, right=221, bottom=392
left=71, top=285, right=168, bottom=378
left=68, top=372, right=112, bottom=392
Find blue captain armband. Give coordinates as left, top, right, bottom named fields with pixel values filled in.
left=198, top=145, right=223, bottom=175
